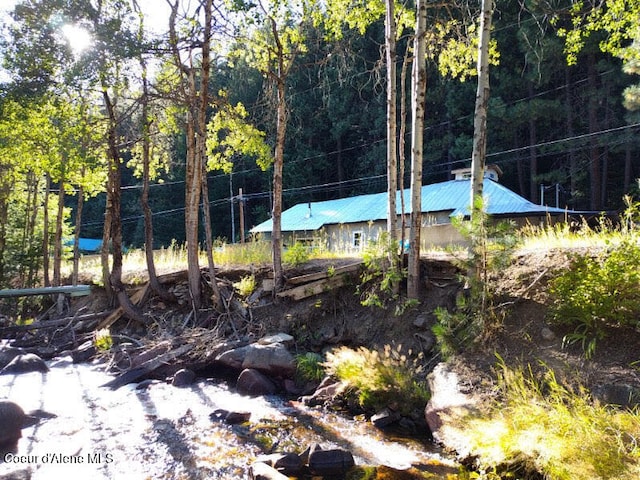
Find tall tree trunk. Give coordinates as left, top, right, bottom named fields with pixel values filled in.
left=272, top=75, right=286, bottom=291
left=53, top=176, right=65, bottom=286
left=72, top=182, right=83, bottom=286
left=103, top=88, right=147, bottom=324
left=139, top=46, right=173, bottom=303
left=624, top=142, right=633, bottom=192
left=399, top=47, right=411, bottom=250
left=0, top=167, right=9, bottom=284
left=385, top=0, right=398, bottom=244
left=469, top=0, right=493, bottom=286
left=407, top=0, right=427, bottom=300
left=43, top=174, right=51, bottom=287
left=198, top=0, right=222, bottom=310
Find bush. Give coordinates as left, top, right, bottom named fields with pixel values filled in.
left=323, top=345, right=429, bottom=415
left=283, top=241, right=309, bottom=267
left=295, top=352, right=325, bottom=383
left=548, top=238, right=640, bottom=357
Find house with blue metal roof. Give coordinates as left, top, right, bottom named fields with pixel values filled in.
left=251, top=167, right=574, bottom=251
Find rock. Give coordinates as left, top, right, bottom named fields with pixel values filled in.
left=301, top=378, right=347, bottom=406
left=236, top=368, right=277, bottom=396
left=216, top=345, right=251, bottom=370
left=371, top=407, right=402, bottom=429
left=172, top=368, right=196, bottom=387
left=413, top=313, right=429, bottom=329
left=210, top=409, right=251, bottom=424
left=0, top=354, right=49, bottom=375
left=308, top=448, right=355, bottom=476
left=256, top=452, right=304, bottom=475
left=0, top=347, right=24, bottom=369
left=541, top=327, right=556, bottom=341
left=414, top=332, right=436, bottom=354
left=71, top=341, right=96, bottom=364
left=0, top=401, right=26, bottom=447
left=249, top=462, right=289, bottom=480
left=425, top=362, right=480, bottom=459
left=592, top=384, right=640, bottom=407
left=258, top=333, right=294, bottom=346
left=242, top=343, right=296, bottom=378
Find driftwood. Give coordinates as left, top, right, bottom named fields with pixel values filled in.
left=102, top=343, right=194, bottom=390
left=285, top=262, right=362, bottom=286
left=97, top=284, right=150, bottom=330
left=278, top=274, right=351, bottom=301
left=0, top=311, right=111, bottom=334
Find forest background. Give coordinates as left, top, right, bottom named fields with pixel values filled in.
left=0, top=0, right=639, bottom=293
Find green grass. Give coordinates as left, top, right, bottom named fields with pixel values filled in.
left=461, top=362, right=640, bottom=479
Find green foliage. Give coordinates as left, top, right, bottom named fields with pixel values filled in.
left=433, top=197, right=516, bottom=356
left=462, top=360, right=640, bottom=479
left=548, top=243, right=640, bottom=358
left=94, top=328, right=113, bottom=351
left=206, top=100, right=273, bottom=173
left=283, top=241, right=310, bottom=267
left=357, top=232, right=405, bottom=309
left=295, top=352, right=325, bottom=383
left=324, top=345, right=429, bottom=416
left=233, top=274, right=257, bottom=297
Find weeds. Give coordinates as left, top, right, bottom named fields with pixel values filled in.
left=323, top=345, right=429, bottom=415
left=462, top=359, right=640, bottom=479
left=295, top=352, right=325, bottom=383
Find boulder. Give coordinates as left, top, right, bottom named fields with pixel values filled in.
left=0, top=347, right=24, bottom=369
left=216, top=345, right=252, bottom=370
left=255, top=452, right=304, bottom=475
left=0, top=354, right=49, bottom=375
left=71, top=341, right=96, bottom=364
left=242, top=343, right=296, bottom=378
left=258, top=333, right=294, bottom=346
left=209, top=409, right=251, bottom=424
left=301, top=378, right=348, bottom=406
left=424, top=363, right=480, bottom=459
left=308, top=447, right=355, bottom=476
left=236, top=368, right=277, bottom=396
left=171, top=368, right=196, bottom=387
left=0, top=401, right=25, bottom=447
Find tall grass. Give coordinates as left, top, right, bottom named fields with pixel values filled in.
left=463, top=361, right=640, bottom=479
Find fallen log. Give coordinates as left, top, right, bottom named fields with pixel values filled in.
left=277, top=274, right=351, bottom=301
left=97, top=284, right=150, bottom=330
left=285, top=262, right=362, bottom=286
left=0, top=311, right=111, bottom=334
left=102, top=343, right=194, bottom=390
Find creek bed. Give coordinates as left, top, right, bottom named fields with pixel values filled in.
left=1, top=356, right=458, bottom=479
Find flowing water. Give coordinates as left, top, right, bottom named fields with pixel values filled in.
left=0, top=354, right=458, bottom=479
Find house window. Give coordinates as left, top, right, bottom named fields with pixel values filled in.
left=352, top=231, right=363, bottom=249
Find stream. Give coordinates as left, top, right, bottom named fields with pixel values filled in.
left=1, top=354, right=459, bottom=479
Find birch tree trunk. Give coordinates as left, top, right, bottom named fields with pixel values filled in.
left=407, top=0, right=427, bottom=300
left=469, top=0, right=493, bottom=284
left=385, top=0, right=398, bottom=244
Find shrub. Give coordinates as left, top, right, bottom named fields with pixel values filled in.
left=233, top=274, right=257, bottom=297
left=283, top=241, right=309, bottom=267
left=548, top=238, right=640, bottom=357
left=323, top=345, right=429, bottom=415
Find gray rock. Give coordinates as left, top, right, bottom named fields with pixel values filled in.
left=308, top=448, right=355, bottom=476
left=371, top=407, right=401, bottom=429
left=0, top=401, right=25, bottom=447
left=172, top=368, right=196, bottom=387
left=258, top=333, right=294, bottom=346
left=236, top=368, right=277, bottom=396
left=0, top=347, right=24, bottom=369
left=242, top=343, right=296, bottom=378
left=0, top=354, right=49, bottom=375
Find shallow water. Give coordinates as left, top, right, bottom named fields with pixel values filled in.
left=0, top=355, right=456, bottom=479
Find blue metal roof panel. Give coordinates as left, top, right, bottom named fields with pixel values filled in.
left=251, top=179, right=573, bottom=233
